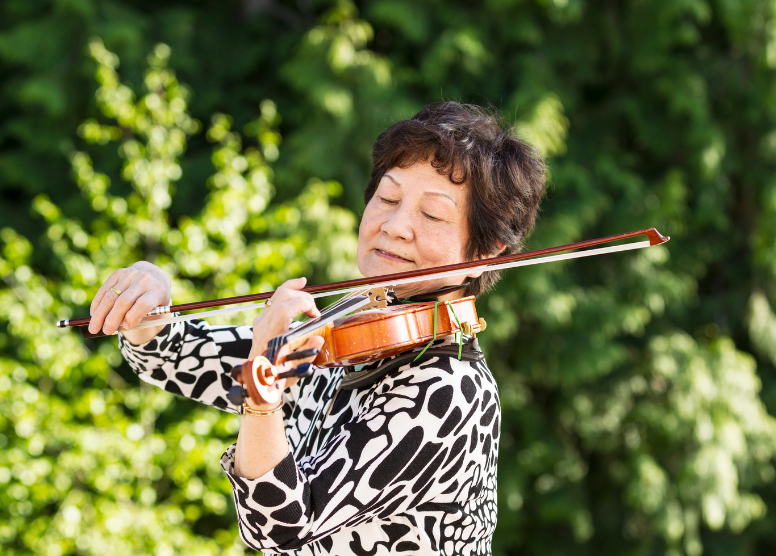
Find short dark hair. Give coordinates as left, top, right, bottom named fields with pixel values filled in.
left=365, top=102, right=547, bottom=297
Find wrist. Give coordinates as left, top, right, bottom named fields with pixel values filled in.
left=120, top=325, right=165, bottom=346
left=241, top=401, right=283, bottom=416
left=244, top=397, right=283, bottom=412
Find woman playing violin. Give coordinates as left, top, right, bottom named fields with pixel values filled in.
left=89, top=102, right=546, bottom=555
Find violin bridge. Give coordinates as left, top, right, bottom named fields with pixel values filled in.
left=358, top=287, right=390, bottom=311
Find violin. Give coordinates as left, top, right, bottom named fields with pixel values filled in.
left=230, top=294, right=486, bottom=405
left=57, top=227, right=670, bottom=407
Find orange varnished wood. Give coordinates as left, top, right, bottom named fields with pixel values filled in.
left=239, top=297, right=483, bottom=402
left=310, top=296, right=479, bottom=367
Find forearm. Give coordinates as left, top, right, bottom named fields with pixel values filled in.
left=234, top=409, right=290, bottom=479
left=119, top=320, right=254, bottom=412
left=120, top=316, right=166, bottom=345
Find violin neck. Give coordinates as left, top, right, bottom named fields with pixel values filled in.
left=286, top=328, right=328, bottom=353
left=266, top=293, right=376, bottom=362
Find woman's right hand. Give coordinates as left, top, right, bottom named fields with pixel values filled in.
left=89, top=261, right=172, bottom=344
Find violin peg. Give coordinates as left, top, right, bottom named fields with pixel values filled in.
left=230, top=365, right=243, bottom=382
left=461, top=322, right=473, bottom=335
left=293, top=363, right=314, bottom=378
left=478, top=318, right=487, bottom=332
left=285, top=348, right=320, bottom=361
left=227, top=385, right=248, bottom=406
left=277, top=363, right=314, bottom=380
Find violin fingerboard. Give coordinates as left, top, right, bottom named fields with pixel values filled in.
left=266, top=335, right=287, bottom=364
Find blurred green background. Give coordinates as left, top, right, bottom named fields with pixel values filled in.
left=3, top=0, right=776, bottom=554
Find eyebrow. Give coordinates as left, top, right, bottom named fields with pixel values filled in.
left=383, top=173, right=458, bottom=206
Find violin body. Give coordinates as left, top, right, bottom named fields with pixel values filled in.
left=236, top=296, right=487, bottom=405
left=313, top=296, right=484, bottom=367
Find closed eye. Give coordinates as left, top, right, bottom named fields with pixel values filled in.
left=379, top=196, right=399, bottom=205
left=423, top=213, right=442, bottom=222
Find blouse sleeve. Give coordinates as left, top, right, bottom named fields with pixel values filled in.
left=221, top=356, right=497, bottom=552
left=118, top=319, right=254, bottom=413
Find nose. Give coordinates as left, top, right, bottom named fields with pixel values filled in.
left=380, top=203, right=415, bottom=242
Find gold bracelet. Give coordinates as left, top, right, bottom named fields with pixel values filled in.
left=241, top=402, right=283, bottom=416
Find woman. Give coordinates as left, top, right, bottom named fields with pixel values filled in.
left=89, top=102, right=546, bottom=555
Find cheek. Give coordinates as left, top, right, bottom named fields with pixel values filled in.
left=417, top=222, right=468, bottom=265
left=359, top=202, right=381, bottom=238
left=357, top=203, right=379, bottom=260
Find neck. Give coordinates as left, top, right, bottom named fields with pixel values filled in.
left=397, top=282, right=469, bottom=302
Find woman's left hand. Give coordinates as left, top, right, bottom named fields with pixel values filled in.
left=245, top=277, right=324, bottom=408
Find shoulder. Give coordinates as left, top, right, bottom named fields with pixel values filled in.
left=381, top=349, right=495, bottom=393
left=370, top=352, right=498, bottom=425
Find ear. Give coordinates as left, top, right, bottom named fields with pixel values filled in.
left=465, top=241, right=507, bottom=279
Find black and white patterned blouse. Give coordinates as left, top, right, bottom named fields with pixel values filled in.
left=119, top=317, right=501, bottom=555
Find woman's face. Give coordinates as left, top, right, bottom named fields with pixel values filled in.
left=357, top=161, right=473, bottom=298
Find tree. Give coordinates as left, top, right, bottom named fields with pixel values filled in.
left=3, top=1, right=776, bottom=555
left=0, top=38, right=357, bottom=555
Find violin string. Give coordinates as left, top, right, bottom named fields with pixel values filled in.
left=447, top=302, right=463, bottom=360
left=413, top=301, right=463, bottom=362
left=116, top=240, right=652, bottom=333
left=284, top=295, right=373, bottom=341
left=267, top=295, right=374, bottom=361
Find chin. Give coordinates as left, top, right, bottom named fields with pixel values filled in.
left=361, top=255, right=413, bottom=278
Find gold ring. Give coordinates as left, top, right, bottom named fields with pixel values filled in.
left=110, top=287, right=122, bottom=296
left=265, top=298, right=272, bottom=307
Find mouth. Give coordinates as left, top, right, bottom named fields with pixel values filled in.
left=375, top=249, right=414, bottom=264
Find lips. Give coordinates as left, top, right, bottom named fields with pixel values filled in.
left=375, top=249, right=414, bottom=263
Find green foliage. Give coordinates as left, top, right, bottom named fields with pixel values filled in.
left=0, top=38, right=357, bottom=554
left=3, top=0, right=776, bottom=555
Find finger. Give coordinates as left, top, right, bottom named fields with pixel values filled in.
left=90, top=270, right=122, bottom=316
left=275, top=276, right=307, bottom=293
left=102, top=281, right=146, bottom=335
left=122, top=290, right=166, bottom=329
left=250, top=296, right=319, bottom=359
left=89, top=274, right=132, bottom=334
left=293, top=336, right=324, bottom=363
left=266, top=285, right=320, bottom=317
left=256, top=297, right=313, bottom=337
left=272, top=293, right=320, bottom=321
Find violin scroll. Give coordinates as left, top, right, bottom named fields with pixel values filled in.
left=228, top=352, right=317, bottom=406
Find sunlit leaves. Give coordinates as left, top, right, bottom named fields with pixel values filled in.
left=748, top=291, right=776, bottom=368
left=2, top=1, right=776, bottom=555
left=0, top=37, right=359, bottom=555
left=514, top=93, right=569, bottom=158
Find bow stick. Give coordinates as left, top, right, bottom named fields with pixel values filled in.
left=57, top=227, right=669, bottom=335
